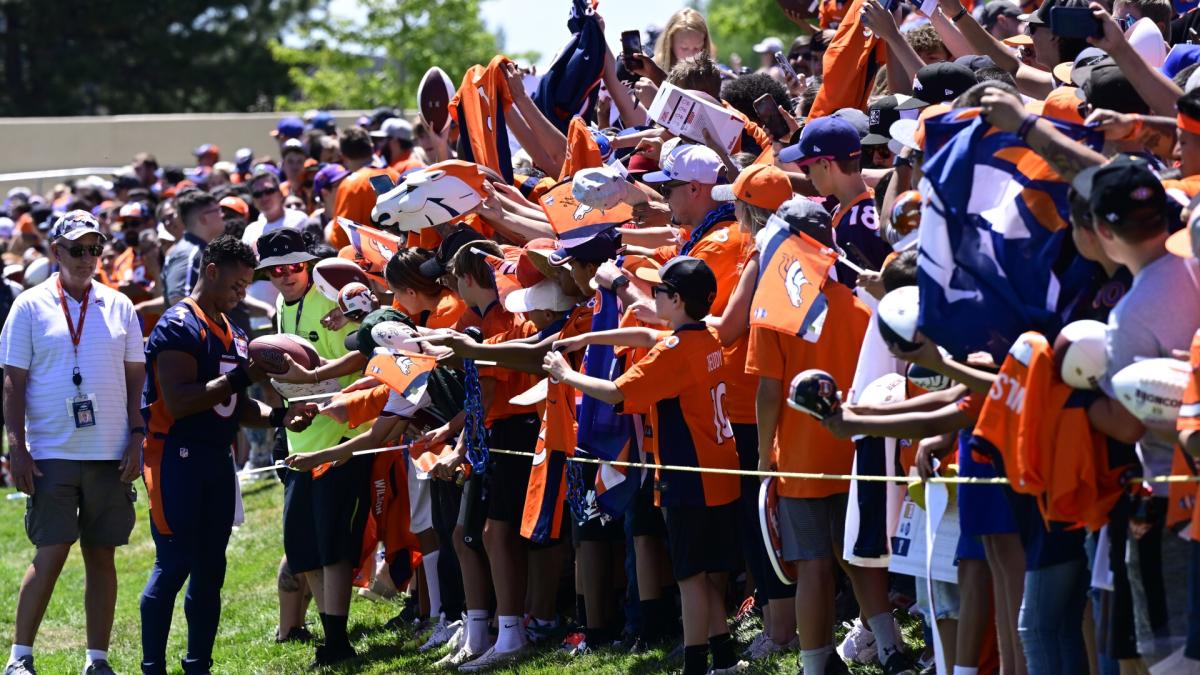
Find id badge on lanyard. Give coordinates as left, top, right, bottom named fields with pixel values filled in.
left=58, top=277, right=98, bottom=429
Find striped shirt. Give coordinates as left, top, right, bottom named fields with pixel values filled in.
left=0, top=275, right=144, bottom=460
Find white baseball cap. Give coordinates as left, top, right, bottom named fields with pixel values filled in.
left=504, top=278, right=575, bottom=314
left=572, top=166, right=627, bottom=210
left=642, top=144, right=723, bottom=185
left=753, top=37, right=784, bottom=54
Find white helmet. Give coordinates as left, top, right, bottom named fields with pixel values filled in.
left=371, top=160, right=484, bottom=232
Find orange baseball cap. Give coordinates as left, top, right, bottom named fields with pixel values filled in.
left=219, top=196, right=249, bottom=218
left=711, top=164, right=793, bottom=211
left=1040, top=86, right=1085, bottom=124
left=1003, top=34, right=1033, bottom=47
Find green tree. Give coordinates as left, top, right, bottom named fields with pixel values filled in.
left=271, top=0, right=506, bottom=112
left=0, top=0, right=314, bottom=116
left=704, top=0, right=811, bottom=69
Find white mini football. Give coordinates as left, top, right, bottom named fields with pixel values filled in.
left=1111, top=358, right=1191, bottom=425
left=876, top=285, right=921, bottom=352
left=1053, top=319, right=1108, bottom=390
left=337, top=282, right=378, bottom=321
left=856, top=372, right=907, bottom=407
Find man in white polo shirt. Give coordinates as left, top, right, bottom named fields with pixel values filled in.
left=1, top=211, right=146, bottom=675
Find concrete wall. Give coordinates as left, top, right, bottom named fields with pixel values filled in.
left=0, top=111, right=371, bottom=196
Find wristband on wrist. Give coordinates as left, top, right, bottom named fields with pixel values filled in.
left=1123, top=114, right=1144, bottom=141
left=1016, top=115, right=1038, bottom=142
left=129, top=426, right=147, bottom=436
left=609, top=275, right=631, bottom=293
left=269, top=407, right=287, bottom=428
left=226, top=366, right=252, bottom=393
left=951, top=5, right=968, bottom=21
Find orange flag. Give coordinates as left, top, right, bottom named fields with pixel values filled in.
left=559, top=117, right=604, bottom=180
left=808, top=0, right=888, bottom=119
left=750, top=228, right=839, bottom=341
left=538, top=179, right=633, bottom=240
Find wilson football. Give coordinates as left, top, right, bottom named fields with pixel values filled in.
left=248, top=334, right=321, bottom=374
left=313, top=257, right=369, bottom=303
left=1052, top=319, right=1108, bottom=390
left=1111, top=358, right=1190, bottom=425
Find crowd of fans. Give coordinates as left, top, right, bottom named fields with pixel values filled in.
left=6, top=0, right=1200, bottom=673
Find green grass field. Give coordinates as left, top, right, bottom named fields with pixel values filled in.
left=0, top=480, right=922, bottom=674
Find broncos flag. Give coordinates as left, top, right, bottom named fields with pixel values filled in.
left=339, top=218, right=403, bottom=278
left=916, top=111, right=1103, bottom=361
left=539, top=178, right=634, bottom=243
left=521, top=317, right=574, bottom=544
left=751, top=227, right=840, bottom=342
left=577, top=286, right=642, bottom=517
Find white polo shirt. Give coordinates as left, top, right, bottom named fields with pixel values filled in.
left=0, top=275, right=145, bottom=461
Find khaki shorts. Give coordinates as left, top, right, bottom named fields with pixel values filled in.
left=25, top=459, right=137, bottom=548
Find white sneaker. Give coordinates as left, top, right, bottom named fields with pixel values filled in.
left=443, top=620, right=467, bottom=654
left=457, top=642, right=529, bottom=672
left=436, top=644, right=483, bottom=669
left=741, top=631, right=768, bottom=658
left=745, top=634, right=798, bottom=660
left=707, top=660, right=749, bottom=674
left=420, top=618, right=462, bottom=653
left=837, top=618, right=878, bottom=664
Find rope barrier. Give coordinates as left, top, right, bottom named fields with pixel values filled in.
left=235, top=441, right=1200, bottom=485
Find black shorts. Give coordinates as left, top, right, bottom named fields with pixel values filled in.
left=570, top=459, right=625, bottom=543
left=283, top=452, right=371, bottom=573
left=628, top=469, right=666, bottom=538
left=664, top=501, right=742, bottom=580
left=485, top=413, right=538, bottom=524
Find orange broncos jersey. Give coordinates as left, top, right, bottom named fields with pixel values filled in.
left=615, top=324, right=740, bottom=508
left=560, top=117, right=604, bottom=180
left=809, top=0, right=888, bottom=119
left=332, top=166, right=401, bottom=249
left=449, top=56, right=515, bottom=180
left=1177, top=329, right=1200, bottom=540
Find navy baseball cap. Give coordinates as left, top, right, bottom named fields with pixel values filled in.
left=310, top=110, right=336, bottom=133
left=271, top=116, right=304, bottom=139
left=50, top=210, right=107, bottom=242
left=549, top=228, right=622, bottom=267
left=779, top=117, right=862, bottom=166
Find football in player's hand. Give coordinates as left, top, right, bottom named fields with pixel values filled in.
left=313, top=258, right=369, bottom=303
left=1052, top=320, right=1108, bottom=390
left=249, top=334, right=321, bottom=374
left=1111, top=358, right=1189, bottom=425
left=788, top=368, right=841, bottom=420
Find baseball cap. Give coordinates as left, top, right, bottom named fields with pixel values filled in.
left=271, top=116, right=305, bottom=139
left=753, top=36, right=785, bottom=54
left=504, top=278, right=576, bottom=313
left=418, top=226, right=486, bottom=279
left=235, top=148, right=254, bottom=171
left=712, top=164, right=793, bottom=210
left=572, top=166, right=627, bottom=210
left=219, top=196, right=249, bottom=218
left=255, top=228, right=317, bottom=269
left=281, top=138, right=306, bottom=157
left=831, top=108, right=870, bottom=139
left=549, top=227, right=622, bottom=267
left=192, top=143, right=220, bottom=159
left=634, top=255, right=718, bottom=311
left=310, top=110, right=336, bottom=133
left=642, top=144, right=724, bottom=185
left=890, top=103, right=952, bottom=152
left=370, top=117, right=415, bottom=142
left=980, top=0, right=1021, bottom=29
left=955, top=54, right=997, bottom=72
left=1019, top=0, right=1064, bottom=25
left=897, top=63, right=977, bottom=110
left=1079, top=64, right=1149, bottom=115
left=1071, top=155, right=1165, bottom=225
left=1040, top=86, right=1086, bottom=124
left=313, top=164, right=351, bottom=197
left=155, top=223, right=177, bottom=244
left=862, top=95, right=902, bottom=146
left=344, top=308, right=418, bottom=356
left=765, top=197, right=834, bottom=248
left=49, top=210, right=107, bottom=242
left=0, top=217, right=13, bottom=239
left=118, top=202, right=151, bottom=222
left=112, top=174, right=141, bottom=192
left=1052, top=47, right=1109, bottom=87
left=779, top=116, right=862, bottom=166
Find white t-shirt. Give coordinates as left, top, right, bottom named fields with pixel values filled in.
left=0, top=275, right=145, bottom=461
left=241, top=209, right=309, bottom=252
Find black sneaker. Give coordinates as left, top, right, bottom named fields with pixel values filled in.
left=276, top=626, right=316, bottom=643
left=83, top=660, right=116, bottom=675
left=823, top=655, right=851, bottom=674
left=882, top=651, right=919, bottom=675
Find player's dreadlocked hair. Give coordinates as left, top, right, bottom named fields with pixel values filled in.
left=202, top=234, right=258, bottom=269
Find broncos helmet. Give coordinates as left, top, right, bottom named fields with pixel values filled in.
left=787, top=369, right=841, bottom=420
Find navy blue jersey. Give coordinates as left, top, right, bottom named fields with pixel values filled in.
left=832, top=190, right=893, bottom=288
left=143, top=298, right=249, bottom=446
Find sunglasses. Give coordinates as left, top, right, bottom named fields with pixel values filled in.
left=58, top=243, right=104, bottom=258
left=268, top=263, right=306, bottom=277
left=652, top=284, right=675, bottom=296
left=252, top=186, right=280, bottom=199
left=658, top=181, right=688, bottom=198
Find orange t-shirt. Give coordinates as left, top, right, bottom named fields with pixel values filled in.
left=1178, top=330, right=1200, bottom=540
left=480, top=309, right=539, bottom=425
left=389, top=153, right=425, bottom=176
left=615, top=324, right=740, bottom=508
left=544, top=303, right=595, bottom=453
left=331, top=166, right=401, bottom=249
left=745, top=281, right=869, bottom=499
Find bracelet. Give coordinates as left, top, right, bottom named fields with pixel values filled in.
left=269, top=407, right=287, bottom=428
left=226, top=366, right=252, bottom=393
left=129, top=426, right=146, bottom=436
left=1016, top=115, right=1038, bottom=142
left=951, top=5, right=968, bottom=22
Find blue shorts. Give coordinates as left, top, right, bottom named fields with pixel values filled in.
left=957, top=433, right=1017, bottom=537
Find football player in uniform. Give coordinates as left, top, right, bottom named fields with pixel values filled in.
left=139, top=235, right=316, bottom=675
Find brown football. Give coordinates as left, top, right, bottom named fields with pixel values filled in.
left=248, top=334, right=321, bottom=374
